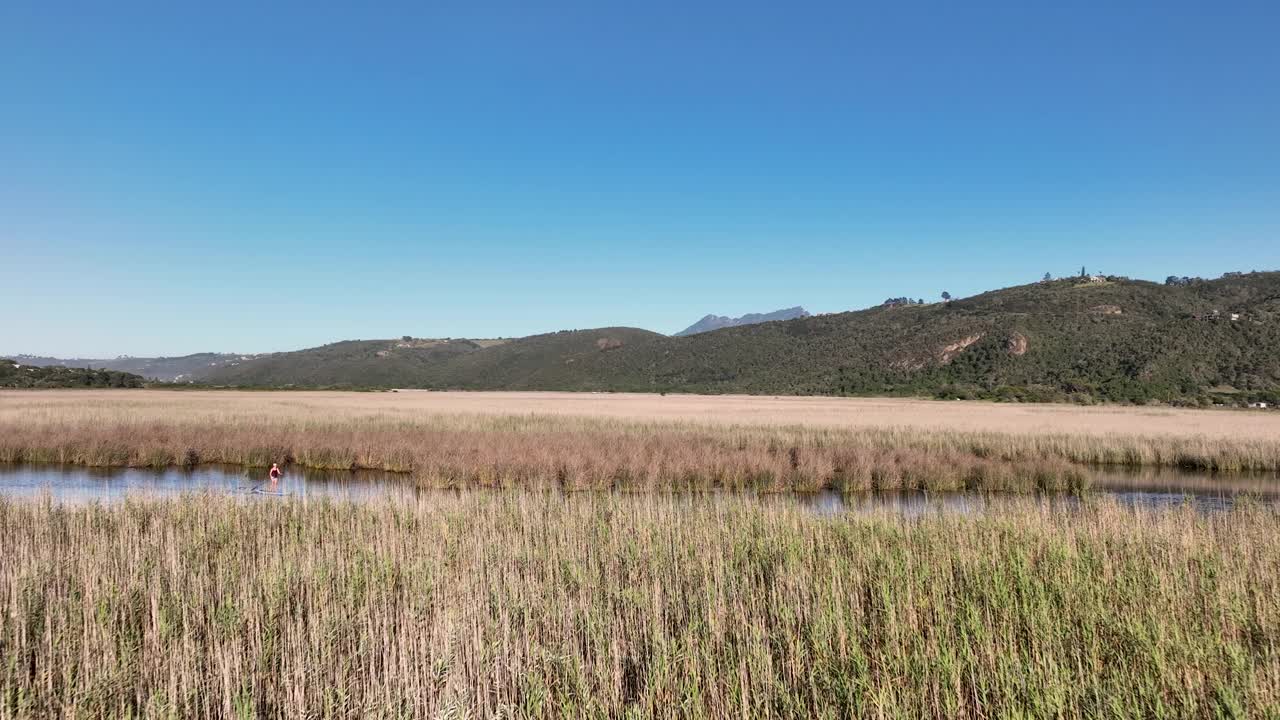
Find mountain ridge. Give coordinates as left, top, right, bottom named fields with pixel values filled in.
left=203, top=329, right=665, bottom=389
left=193, top=271, right=1280, bottom=404
left=675, top=306, right=811, bottom=336
left=13, top=271, right=1280, bottom=404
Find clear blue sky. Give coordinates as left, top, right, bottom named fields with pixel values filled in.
left=3, top=0, right=1278, bottom=357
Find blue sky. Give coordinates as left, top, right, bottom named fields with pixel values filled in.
left=3, top=0, right=1278, bottom=357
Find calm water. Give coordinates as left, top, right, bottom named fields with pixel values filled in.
left=1, top=463, right=1277, bottom=513
left=0, top=464, right=424, bottom=504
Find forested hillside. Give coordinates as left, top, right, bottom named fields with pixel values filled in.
left=571, top=272, right=1280, bottom=404
left=204, top=329, right=665, bottom=389
left=1, top=359, right=145, bottom=388
left=201, top=272, right=1280, bottom=404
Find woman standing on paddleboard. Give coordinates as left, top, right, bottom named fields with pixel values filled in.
left=269, top=463, right=282, bottom=484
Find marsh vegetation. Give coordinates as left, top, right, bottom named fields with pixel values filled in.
left=3, top=391, right=1278, bottom=717
left=1, top=493, right=1277, bottom=718
left=2, top=392, right=1278, bottom=494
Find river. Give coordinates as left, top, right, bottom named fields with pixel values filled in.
left=2, top=463, right=1277, bottom=512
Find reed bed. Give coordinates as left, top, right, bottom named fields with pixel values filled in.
left=7, top=389, right=1280, bottom=440
left=1, top=493, right=1277, bottom=718
left=2, top=413, right=1278, bottom=492
left=0, top=418, right=1103, bottom=492
left=2, top=391, right=1278, bottom=492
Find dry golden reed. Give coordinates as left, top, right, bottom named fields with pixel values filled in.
left=8, top=389, right=1280, bottom=441
left=1, top=494, right=1277, bottom=718
left=1, top=416, right=1107, bottom=492
left=2, top=391, right=1279, bottom=491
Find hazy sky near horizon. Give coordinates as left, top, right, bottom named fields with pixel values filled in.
left=3, top=0, right=1279, bottom=357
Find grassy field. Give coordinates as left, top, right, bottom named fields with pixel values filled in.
left=1, top=493, right=1277, bottom=718
left=2, top=391, right=1279, bottom=491
left=8, top=389, right=1280, bottom=438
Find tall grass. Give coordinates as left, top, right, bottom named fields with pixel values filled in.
left=0, top=417, right=1109, bottom=491
left=2, top=391, right=1278, bottom=491
left=2, top=412, right=1279, bottom=491
left=1, top=494, right=1277, bottom=718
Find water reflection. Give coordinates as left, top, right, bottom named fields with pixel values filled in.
left=0, top=464, right=422, bottom=504
left=0, top=463, right=1277, bottom=513
left=792, top=488, right=1260, bottom=516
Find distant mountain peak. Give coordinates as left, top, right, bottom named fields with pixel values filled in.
left=675, top=306, right=810, bottom=336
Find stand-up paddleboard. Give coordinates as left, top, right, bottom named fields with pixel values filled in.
left=235, top=483, right=289, bottom=496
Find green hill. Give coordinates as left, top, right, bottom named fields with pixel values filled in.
left=570, top=271, right=1280, bottom=404
left=202, top=338, right=499, bottom=388
left=1, top=359, right=145, bottom=388
left=203, top=272, right=1280, bottom=404
left=205, top=329, right=666, bottom=390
